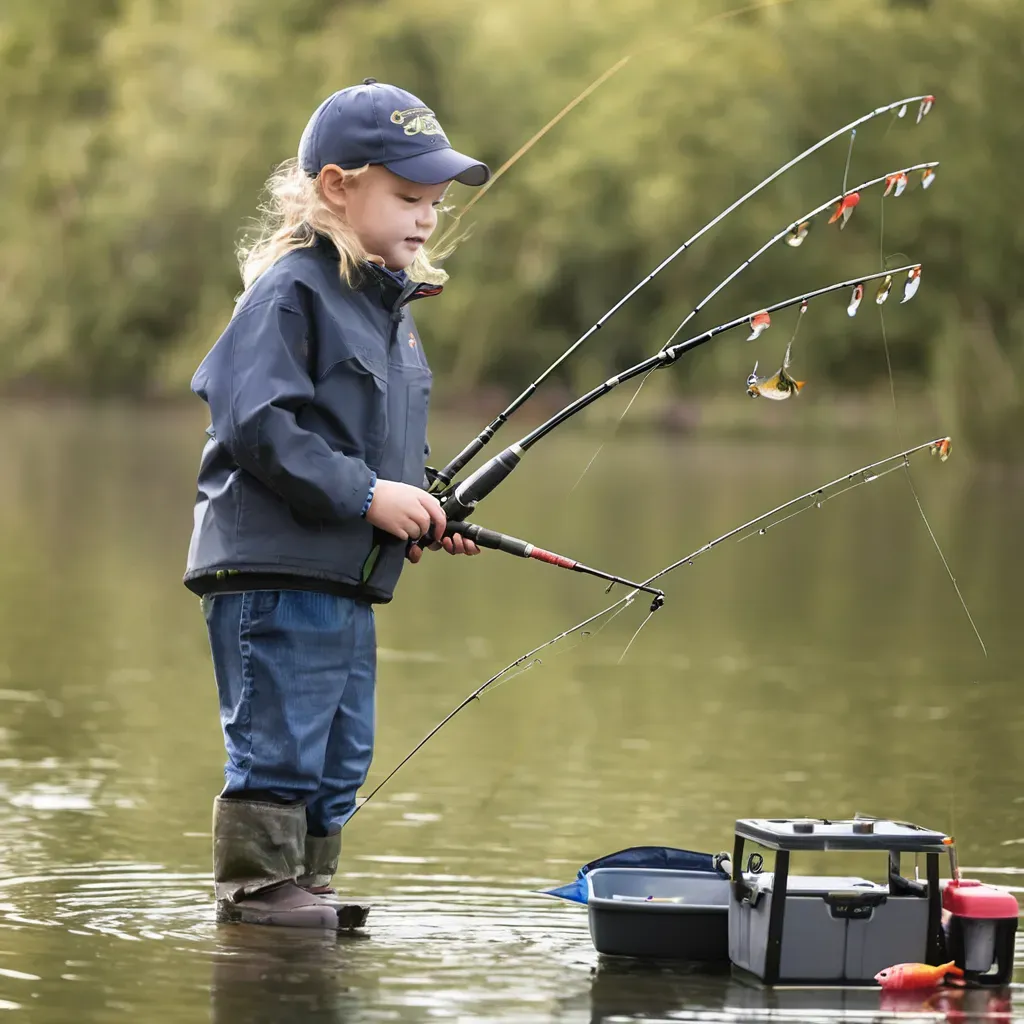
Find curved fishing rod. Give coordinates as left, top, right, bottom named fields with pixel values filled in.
left=429, top=94, right=937, bottom=492
left=350, top=436, right=951, bottom=819
left=566, top=162, right=939, bottom=489
left=436, top=264, right=921, bottom=525
left=665, top=162, right=938, bottom=349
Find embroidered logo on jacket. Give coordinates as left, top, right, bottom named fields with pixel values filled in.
left=391, top=107, right=447, bottom=139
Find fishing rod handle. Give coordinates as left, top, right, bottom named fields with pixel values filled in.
left=439, top=445, right=522, bottom=521
left=446, top=521, right=532, bottom=558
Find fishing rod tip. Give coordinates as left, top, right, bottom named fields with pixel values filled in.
left=649, top=592, right=665, bottom=613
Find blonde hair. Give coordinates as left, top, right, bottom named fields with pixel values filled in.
left=238, top=159, right=448, bottom=290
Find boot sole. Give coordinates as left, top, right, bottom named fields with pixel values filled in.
left=216, top=900, right=341, bottom=930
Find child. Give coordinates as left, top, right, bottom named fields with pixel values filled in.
left=184, top=80, right=489, bottom=929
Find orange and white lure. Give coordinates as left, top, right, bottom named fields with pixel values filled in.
left=828, top=191, right=860, bottom=229
left=884, top=172, right=909, bottom=198
left=930, top=437, right=951, bottom=461
left=902, top=267, right=922, bottom=303
left=746, top=339, right=805, bottom=400
left=747, top=311, right=772, bottom=340
left=786, top=221, right=811, bottom=247
left=921, top=167, right=937, bottom=190
left=847, top=283, right=864, bottom=318
left=917, top=95, right=936, bottom=124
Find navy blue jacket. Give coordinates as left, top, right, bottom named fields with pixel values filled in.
left=184, top=236, right=439, bottom=603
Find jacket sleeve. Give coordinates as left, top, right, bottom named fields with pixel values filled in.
left=193, top=298, right=374, bottom=521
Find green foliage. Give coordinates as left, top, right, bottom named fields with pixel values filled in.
left=0, top=0, right=1021, bottom=453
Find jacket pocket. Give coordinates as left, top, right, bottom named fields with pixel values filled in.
left=314, top=346, right=389, bottom=470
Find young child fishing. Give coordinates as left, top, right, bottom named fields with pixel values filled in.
left=183, top=80, right=489, bottom=929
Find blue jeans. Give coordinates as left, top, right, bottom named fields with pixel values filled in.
left=202, top=590, right=376, bottom=836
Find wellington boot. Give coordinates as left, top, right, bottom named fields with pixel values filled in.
left=216, top=880, right=340, bottom=929
left=296, top=832, right=369, bottom=928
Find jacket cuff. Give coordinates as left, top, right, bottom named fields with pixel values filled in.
left=359, top=472, right=378, bottom=519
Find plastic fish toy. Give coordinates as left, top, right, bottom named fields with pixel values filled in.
left=747, top=311, right=771, bottom=341
left=786, top=221, right=811, bottom=247
left=917, top=95, right=936, bottom=124
left=930, top=437, right=951, bottom=461
left=884, top=172, right=909, bottom=198
left=827, top=191, right=860, bottom=229
left=922, top=167, right=937, bottom=189
left=875, top=275, right=893, bottom=305
left=847, top=283, right=864, bottom=318
left=746, top=341, right=804, bottom=400
left=902, top=267, right=922, bottom=303
left=875, top=961, right=963, bottom=991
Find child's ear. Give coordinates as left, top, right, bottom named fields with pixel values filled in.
left=319, top=165, right=348, bottom=209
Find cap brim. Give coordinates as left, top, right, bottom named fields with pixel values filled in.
left=384, top=147, right=490, bottom=187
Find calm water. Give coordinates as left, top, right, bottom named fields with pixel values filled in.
left=0, top=403, right=1022, bottom=1023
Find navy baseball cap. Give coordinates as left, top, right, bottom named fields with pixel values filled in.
left=298, top=79, right=490, bottom=187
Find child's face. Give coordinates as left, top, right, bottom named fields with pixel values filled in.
left=327, top=165, right=449, bottom=271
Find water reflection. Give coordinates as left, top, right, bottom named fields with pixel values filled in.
left=0, top=405, right=1022, bottom=1021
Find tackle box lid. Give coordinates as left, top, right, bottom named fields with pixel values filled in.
left=735, top=818, right=949, bottom=852
left=741, top=873, right=886, bottom=896
left=941, top=879, right=1020, bottom=919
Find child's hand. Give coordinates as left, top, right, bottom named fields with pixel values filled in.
left=407, top=531, right=481, bottom=563
left=366, top=479, right=445, bottom=543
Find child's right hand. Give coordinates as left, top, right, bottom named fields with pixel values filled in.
left=365, top=480, right=446, bottom=543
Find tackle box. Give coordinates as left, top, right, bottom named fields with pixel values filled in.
left=728, top=817, right=949, bottom=985
left=585, top=867, right=731, bottom=961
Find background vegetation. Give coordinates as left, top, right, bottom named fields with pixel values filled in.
left=1, top=0, right=1021, bottom=453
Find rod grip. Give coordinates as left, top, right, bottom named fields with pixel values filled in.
left=444, top=447, right=522, bottom=521
left=448, top=521, right=531, bottom=558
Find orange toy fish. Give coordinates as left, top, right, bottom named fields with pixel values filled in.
left=827, top=191, right=860, bottom=228
left=874, top=961, right=963, bottom=991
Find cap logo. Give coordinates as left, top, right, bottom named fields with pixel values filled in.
left=390, top=106, right=447, bottom=139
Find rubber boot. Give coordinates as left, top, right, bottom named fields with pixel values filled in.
left=213, top=797, right=339, bottom=929
left=298, top=832, right=370, bottom=929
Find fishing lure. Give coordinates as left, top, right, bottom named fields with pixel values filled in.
left=746, top=341, right=805, bottom=400
left=930, top=436, right=951, bottom=461
left=875, top=275, right=894, bottom=305
left=884, top=172, right=909, bottom=197
left=430, top=95, right=938, bottom=492
left=875, top=961, right=962, bottom=991
left=785, top=221, right=810, bottom=247
left=747, top=311, right=771, bottom=340
left=847, top=283, right=864, bottom=317
left=902, top=267, right=922, bottom=303
left=922, top=167, right=937, bottom=189
left=827, top=191, right=860, bottom=229
left=917, top=95, right=936, bottom=124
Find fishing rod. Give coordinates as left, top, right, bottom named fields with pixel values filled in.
left=434, top=264, right=921, bottom=526
left=428, top=94, right=937, bottom=493
left=567, top=162, right=939, bottom=486
left=441, top=520, right=665, bottom=610
left=350, top=435, right=952, bottom=820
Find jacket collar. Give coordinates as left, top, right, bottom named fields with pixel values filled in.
left=312, top=234, right=443, bottom=312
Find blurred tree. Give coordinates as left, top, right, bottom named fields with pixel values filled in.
left=0, top=0, right=1020, bottom=455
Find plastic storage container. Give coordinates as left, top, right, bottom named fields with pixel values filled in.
left=585, top=867, right=730, bottom=961
left=942, top=878, right=1019, bottom=984
left=728, top=818, right=948, bottom=985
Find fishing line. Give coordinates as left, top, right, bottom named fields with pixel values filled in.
left=876, top=195, right=987, bottom=655
left=841, top=128, right=857, bottom=196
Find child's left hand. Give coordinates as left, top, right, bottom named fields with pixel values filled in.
left=407, top=532, right=481, bottom=563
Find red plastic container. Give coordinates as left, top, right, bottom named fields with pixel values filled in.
left=942, top=879, right=1019, bottom=984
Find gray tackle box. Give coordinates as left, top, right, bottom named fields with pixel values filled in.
left=586, top=867, right=731, bottom=961
left=728, top=818, right=948, bottom=985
